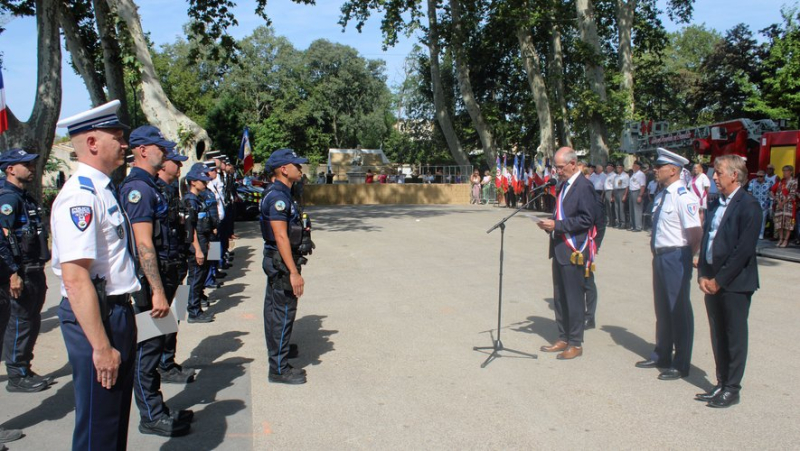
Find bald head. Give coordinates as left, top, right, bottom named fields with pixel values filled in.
left=554, top=147, right=578, bottom=181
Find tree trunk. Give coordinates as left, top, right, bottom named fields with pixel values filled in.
left=448, top=0, right=497, bottom=167
left=516, top=25, right=555, bottom=159
left=94, top=0, right=130, bottom=126
left=549, top=18, right=572, bottom=148
left=106, top=0, right=211, bottom=164
left=58, top=3, right=106, bottom=106
left=575, top=0, right=610, bottom=165
left=426, top=0, right=469, bottom=168
left=1, top=0, right=62, bottom=201
left=617, top=0, right=636, bottom=117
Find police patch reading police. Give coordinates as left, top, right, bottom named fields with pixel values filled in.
left=70, top=206, right=93, bottom=231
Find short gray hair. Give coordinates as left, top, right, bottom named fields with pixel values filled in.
left=714, top=155, right=748, bottom=186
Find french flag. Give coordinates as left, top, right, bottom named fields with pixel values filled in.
left=0, top=70, right=8, bottom=135
left=238, top=126, right=254, bottom=174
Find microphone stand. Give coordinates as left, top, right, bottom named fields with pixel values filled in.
left=474, top=184, right=553, bottom=368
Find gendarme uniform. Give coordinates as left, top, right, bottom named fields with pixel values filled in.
left=648, top=147, right=701, bottom=378
left=183, top=164, right=216, bottom=322
left=53, top=96, right=140, bottom=451
left=261, top=148, right=313, bottom=384
left=0, top=149, right=52, bottom=393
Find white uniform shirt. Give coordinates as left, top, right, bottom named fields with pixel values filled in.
left=51, top=163, right=140, bottom=297
left=615, top=172, right=630, bottom=190
left=208, top=176, right=226, bottom=220
left=589, top=172, right=606, bottom=191
left=629, top=170, right=646, bottom=191
left=604, top=172, right=616, bottom=191
left=652, top=180, right=701, bottom=249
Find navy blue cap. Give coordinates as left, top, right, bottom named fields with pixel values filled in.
left=129, top=125, right=176, bottom=149
left=266, top=148, right=308, bottom=171
left=164, top=146, right=188, bottom=162
left=186, top=164, right=212, bottom=182
left=0, top=149, right=39, bottom=170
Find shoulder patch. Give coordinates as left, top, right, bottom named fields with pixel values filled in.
left=275, top=200, right=286, bottom=212
left=686, top=203, right=698, bottom=216
left=70, top=206, right=93, bottom=231
left=677, top=187, right=687, bottom=195
left=78, top=176, right=96, bottom=194
left=127, top=190, right=142, bottom=204
left=0, top=204, right=12, bottom=215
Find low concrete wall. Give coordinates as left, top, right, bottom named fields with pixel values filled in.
left=304, top=184, right=470, bottom=205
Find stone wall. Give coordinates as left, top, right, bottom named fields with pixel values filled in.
left=304, top=184, right=470, bottom=205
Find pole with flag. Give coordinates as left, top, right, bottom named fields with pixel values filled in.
left=495, top=155, right=502, bottom=189
left=511, top=154, right=519, bottom=194
left=0, top=68, right=8, bottom=136
left=238, top=126, right=254, bottom=174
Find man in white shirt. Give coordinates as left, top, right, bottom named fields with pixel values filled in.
left=614, top=163, right=630, bottom=229
left=603, top=163, right=616, bottom=227
left=629, top=161, right=647, bottom=231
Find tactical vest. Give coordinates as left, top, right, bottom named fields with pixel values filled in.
left=0, top=188, right=50, bottom=265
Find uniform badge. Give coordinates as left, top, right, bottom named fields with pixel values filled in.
left=128, top=190, right=142, bottom=204
left=687, top=204, right=698, bottom=216
left=70, top=206, right=93, bottom=231
left=0, top=204, right=12, bottom=216
left=275, top=200, right=286, bottom=212
left=117, top=225, right=125, bottom=239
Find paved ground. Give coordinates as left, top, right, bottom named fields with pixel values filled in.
left=1, top=204, right=798, bottom=450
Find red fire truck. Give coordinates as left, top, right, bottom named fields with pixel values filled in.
left=622, top=118, right=800, bottom=176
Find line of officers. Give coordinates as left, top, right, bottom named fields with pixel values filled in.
left=0, top=100, right=240, bottom=449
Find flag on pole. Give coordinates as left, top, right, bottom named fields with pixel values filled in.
left=511, top=154, right=519, bottom=194
left=0, top=70, right=8, bottom=135
left=520, top=154, right=527, bottom=190
left=495, top=155, right=502, bottom=189
left=238, top=126, right=254, bottom=174
left=501, top=154, right=508, bottom=192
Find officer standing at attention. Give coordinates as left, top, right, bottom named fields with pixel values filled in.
left=53, top=100, right=141, bottom=450
left=0, top=149, right=53, bottom=393
left=635, top=147, right=702, bottom=380
left=203, top=160, right=225, bottom=288
left=156, top=146, right=196, bottom=383
left=261, top=148, right=313, bottom=384
left=119, top=126, right=192, bottom=437
left=0, top=217, right=23, bottom=446
left=184, top=164, right=216, bottom=323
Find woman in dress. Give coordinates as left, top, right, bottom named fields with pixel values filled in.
left=470, top=169, right=481, bottom=204
left=770, top=165, right=797, bottom=247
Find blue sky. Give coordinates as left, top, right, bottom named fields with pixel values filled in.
left=0, top=0, right=795, bottom=122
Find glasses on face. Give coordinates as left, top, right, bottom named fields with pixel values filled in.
left=555, top=161, right=573, bottom=171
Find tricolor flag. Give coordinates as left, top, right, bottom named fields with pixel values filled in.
left=520, top=154, right=527, bottom=190
left=511, top=154, right=519, bottom=194
left=495, top=155, right=502, bottom=189
left=0, top=69, right=8, bottom=135
left=238, top=126, right=253, bottom=174
left=501, top=154, right=508, bottom=192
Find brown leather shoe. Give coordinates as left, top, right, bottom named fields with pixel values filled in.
left=540, top=340, right=568, bottom=353
left=556, top=346, right=583, bottom=360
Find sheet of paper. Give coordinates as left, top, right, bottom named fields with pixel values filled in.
left=136, top=311, right=179, bottom=343
left=170, top=285, right=190, bottom=322
left=523, top=214, right=543, bottom=223
left=207, top=241, right=222, bottom=261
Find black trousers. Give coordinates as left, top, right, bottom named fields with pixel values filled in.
left=552, top=259, right=586, bottom=346
left=262, top=253, right=298, bottom=374
left=160, top=263, right=185, bottom=371
left=584, top=271, right=597, bottom=322
left=59, top=299, right=136, bottom=451
left=705, top=290, right=752, bottom=392
left=651, top=247, right=694, bottom=374
left=0, top=282, right=9, bottom=359
left=133, top=267, right=181, bottom=422
left=3, top=270, right=47, bottom=378
left=187, top=245, right=209, bottom=318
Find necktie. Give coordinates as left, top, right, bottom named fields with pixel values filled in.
left=553, top=180, right=569, bottom=219
left=650, top=190, right=664, bottom=252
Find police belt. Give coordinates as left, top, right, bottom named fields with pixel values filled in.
left=653, top=246, right=688, bottom=255
left=159, top=259, right=186, bottom=270
left=107, top=293, right=131, bottom=305
left=20, top=263, right=45, bottom=273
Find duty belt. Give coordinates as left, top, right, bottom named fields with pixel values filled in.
left=107, top=294, right=131, bottom=305
left=654, top=246, right=688, bottom=255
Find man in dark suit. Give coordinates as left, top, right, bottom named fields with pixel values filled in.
left=537, top=147, right=601, bottom=360
left=697, top=154, right=761, bottom=408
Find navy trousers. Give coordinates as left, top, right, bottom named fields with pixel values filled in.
left=262, top=253, right=298, bottom=374
left=58, top=298, right=136, bottom=451
left=552, top=259, right=587, bottom=346
left=3, top=270, right=47, bottom=378
left=651, top=247, right=695, bottom=374
left=705, top=290, right=752, bottom=392
left=160, top=263, right=186, bottom=371
left=584, top=271, right=598, bottom=322
left=187, top=246, right=209, bottom=318
left=0, top=283, right=9, bottom=358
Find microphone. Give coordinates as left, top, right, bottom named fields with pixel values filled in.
left=532, top=178, right=557, bottom=191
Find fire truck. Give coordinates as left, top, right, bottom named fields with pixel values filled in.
left=621, top=118, right=800, bottom=176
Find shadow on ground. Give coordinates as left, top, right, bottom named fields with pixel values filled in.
left=292, top=315, right=337, bottom=370
left=307, top=205, right=486, bottom=233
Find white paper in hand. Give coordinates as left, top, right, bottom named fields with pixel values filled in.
left=207, top=241, right=222, bottom=261
left=170, top=285, right=190, bottom=322
left=524, top=214, right=543, bottom=223
left=136, top=311, right=179, bottom=343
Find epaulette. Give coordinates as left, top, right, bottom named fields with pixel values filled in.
left=677, top=187, right=687, bottom=195
left=78, top=176, right=96, bottom=194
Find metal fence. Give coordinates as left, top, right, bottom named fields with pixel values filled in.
left=416, top=165, right=473, bottom=184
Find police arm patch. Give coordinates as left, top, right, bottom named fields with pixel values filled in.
left=70, top=206, right=93, bottom=231
left=0, top=204, right=12, bottom=215
left=687, top=203, right=698, bottom=216
left=275, top=200, right=286, bottom=212
left=128, top=190, right=142, bottom=204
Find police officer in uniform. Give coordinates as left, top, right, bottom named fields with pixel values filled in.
left=635, top=147, right=702, bottom=380
left=0, top=149, right=53, bottom=393
left=0, top=210, right=23, bottom=446
left=53, top=100, right=141, bottom=450
left=156, top=146, right=196, bottom=383
left=119, top=126, right=192, bottom=437
left=261, top=148, right=314, bottom=384
left=203, top=160, right=225, bottom=288
left=184, top=164, right=216, bottom=323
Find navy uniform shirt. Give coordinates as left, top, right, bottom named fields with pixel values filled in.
left=260, top=180, right=300, bottom=252
left=201, top=189, right=220, bottom=230
left=155, top=177, right=185, bottom=261
left=0, top=182, right=49, bottom=265
left=120, top=167, right=170, bottom=260
left=183, top=192, right=212, bottom=252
